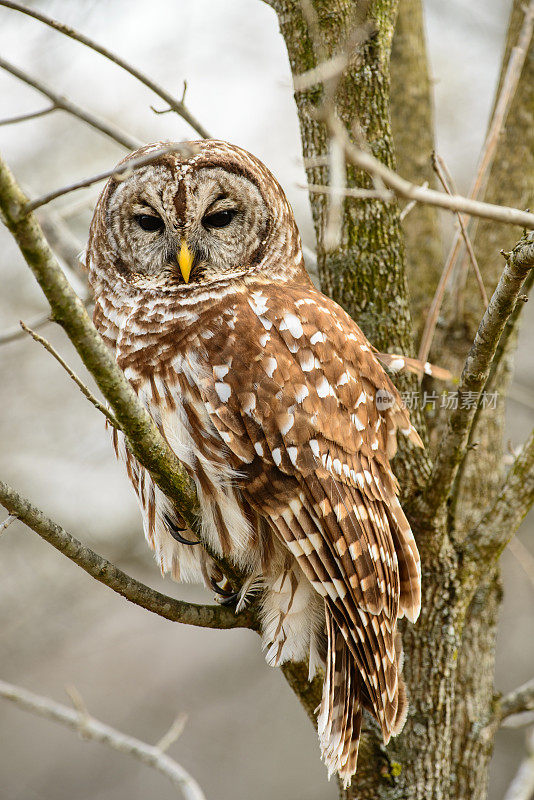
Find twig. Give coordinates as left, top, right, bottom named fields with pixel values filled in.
left=0, top=514, right=16, bottom=532
left=0, top=151, right=200, bottom=529
left=0, top=204, right=89, bottom=346
left=318, top=115, right=534, bottom=229
left=20, top=321, right=119, bottom=428
left=432, top=151, right=488, bottom=308
left=508, top=537, right=534, bottom=589
left=323, top=137, right=346, bottom=250
left=0, top=296, right=92, bottom=347
left=0, top=679, right=207, bottom=800
left=500, top=679, right=534, bottom=722
left=0, top=57, right=141, bottom=150
left=156, top=714, right=188, bottom=752
left=503, top=727, right=534, bottom=800
left=0, top=1, right=210, bottom=139
left=22, top=144, right=194, bottom=214
left=0, top=478, right=254, bottom=631
left=461, top=427, right=534, bottom=576
left=303, top=183, right=393, bottom=201
left=399, top=182, right=428, bottom=222
left=417, top=0, right=534, bottom=363
left=447, top=270, right=534, bottom=525
left=425, top=231, right=534, bottom=515
left=0, top=104, right=55, bottom=126
left=38, top=208, right=86, bottom=277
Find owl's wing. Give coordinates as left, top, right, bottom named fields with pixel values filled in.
left=194, top=281, right=422, bottom=740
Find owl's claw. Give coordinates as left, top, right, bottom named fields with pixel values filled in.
left=164, top=513, right=200, bottom=545
left=169, top=528, right=201, bottom=545
left=209, top=576, right=238, bottom=605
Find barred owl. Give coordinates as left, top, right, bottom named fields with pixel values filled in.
left=87, top=140, right=421, bottom=787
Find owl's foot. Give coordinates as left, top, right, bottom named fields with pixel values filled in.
left=209, top=575, right=238, bottom=605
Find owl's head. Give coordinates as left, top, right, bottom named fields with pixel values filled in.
left=88, top=140, right=306, bottom=292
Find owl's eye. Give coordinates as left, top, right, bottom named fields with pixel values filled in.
left=135, top=214, right=165, bottom=232
left=202, top=209, right=236, bottom=229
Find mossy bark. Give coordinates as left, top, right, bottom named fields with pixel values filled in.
left=264, top=2, right=533, bottom=798
left=390, top=0, right=443, bottom=338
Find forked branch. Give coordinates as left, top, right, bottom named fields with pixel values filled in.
left=425, top=231, right=534, bottom=515
left=0, top=479, right=254, bottom=631
left=0, top=0, right=210, bottom=138
left=0, top=151, right=202, bottom=527
left=461, top=427, right=534, bottom=577
left=0, top=56, right=141, bottom=150
left=0, top=678, right=207, bottom=800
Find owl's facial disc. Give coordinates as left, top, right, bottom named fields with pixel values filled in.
left=104, top=160, right=270, bottom=288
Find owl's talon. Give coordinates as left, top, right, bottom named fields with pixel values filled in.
left=169, top=529, right=200, bottom=545
left=219, top=591, right=239, bottom=607
left=209, top=577, right=238, bottom=604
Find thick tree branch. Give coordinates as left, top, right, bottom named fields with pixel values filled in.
left=0, top=479, right=254, bottom=631
left=424, top=231, right=534, bottom=514
left=500, top=679, right=534, bottom=722
left=0, top=104, right=55, bottom=126
left=503, top=727, right=534, bottom=800
left=0, top=57, right=141, bottom=150
left=319, top=117, right=534, bottom=230
left=417, top=0, right=534, bottom=364
left=20, top=321, right=119, bottom=429
left=0, top=1, right=210, bottom=139
left=0, top=151, right=203, bottom=528
left=23, top=144, right=194, bottom=214
left=390, top=0, right=442, bottom=331
left=461, top=427, right=534, bottom=575
left=0, top=679, right=207, bottom=800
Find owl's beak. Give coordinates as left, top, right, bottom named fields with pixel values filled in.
left=178, top=240, right=194, bottom=283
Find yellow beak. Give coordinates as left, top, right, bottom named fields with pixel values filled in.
left=178, top=240, right=194, bottom=283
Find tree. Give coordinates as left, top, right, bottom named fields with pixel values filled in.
left=0, top=1, right=533, bottom=798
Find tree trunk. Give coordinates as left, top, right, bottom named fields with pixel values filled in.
left=263, top=2, right=533, bottom=798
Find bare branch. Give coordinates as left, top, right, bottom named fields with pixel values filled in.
left=500, top=679, right=534, bottom=722
left=503, top=727, right=534, bottom=800
left=0, top=295, right=92, bottom=347
left=0, top=151, right=201, bottom=529
left=424, top=231, right=534, bottom=515
left=156, top=714, right=188, bottom=752
left=508, top=537, right=534, bottom=588
left=319, top=115, right=534, bottom=229
left=0, top=478, right=254, bottom=631
left=38, top=208, right=86, bottom=277
left=0, top=1, right=210, bottom=139
left=431, top=151, right=488, bottom=308
left=0, top=104, right=55, bottom=126
left=22, top=144, right=194, bottom=214
left=0, top=57, right=141, bottom=150
left=399, top=182, right=428, bottom=222
left=417, top=0, right=534, bottom=363
left=461, top=427, right=534, bottom=573
left=0, top=679, right=207, bottom=800
left=304, top=183, right=393, bottom=201
left=323, top=138, right=346, bottom=251
left=20, top=321, right=119, bottom=428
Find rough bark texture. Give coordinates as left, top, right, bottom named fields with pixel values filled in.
left=390, top=0, right=443, bottom=336
left=264, top=2, right=533, bottom=799
left=448, top=9, right=534, bottom=795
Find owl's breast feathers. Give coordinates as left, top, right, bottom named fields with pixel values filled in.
left=112, top=279, right=422, bottom=751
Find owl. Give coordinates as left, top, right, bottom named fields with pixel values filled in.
left=87, top=140, right=421, bottom=787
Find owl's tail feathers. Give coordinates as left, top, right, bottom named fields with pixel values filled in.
left=318, top=609, right=408, bottom=789
left=317, top=610, right=362, bottom=788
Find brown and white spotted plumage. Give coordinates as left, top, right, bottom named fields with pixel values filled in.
left=87, top=139, right=422, bottom=787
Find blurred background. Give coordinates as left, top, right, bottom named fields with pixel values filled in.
left=0, top=1, right=532, bottom=798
